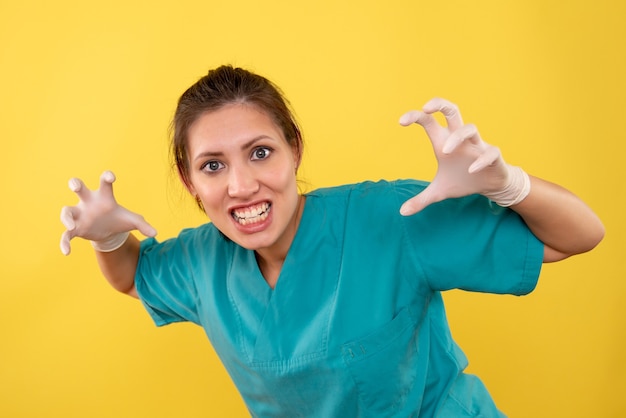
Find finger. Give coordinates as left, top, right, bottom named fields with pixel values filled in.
left=469, top=145, right=502, bottom=173
left=399, top=110, right=445, bottom=139
left=60, top=229, right=74, bottom=255
left=98, top=170, right=116, bottom=199
left=60, top=206, right=79, bottom=230
left=423, top=98, right=464, bottom=132
left=399, top=185, right=442, bottom=216
left=135, top=218, right=158, bottom=238
left=399, top=110, right=434, bottom=126
left=68, top=178, right=92, bottom=202
left=442, top=123, right=480, bottom=154
left=124, top=212, right=158, bottom=237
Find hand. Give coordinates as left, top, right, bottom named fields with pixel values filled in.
left=398, top=98, right=529, bottom=216
left=60, top=171, right=157, bottom=255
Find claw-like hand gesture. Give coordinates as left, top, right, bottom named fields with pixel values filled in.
left=60, top=171, right=157, bottom=255
left=398, top=98, right=529, bottom=216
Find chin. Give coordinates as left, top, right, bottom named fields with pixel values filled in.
left=227, top=232, right=275, bottom=252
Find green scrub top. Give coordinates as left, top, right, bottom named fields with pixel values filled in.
left=135, top=179, right=543, bottom=417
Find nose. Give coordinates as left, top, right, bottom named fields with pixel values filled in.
left=227, top=165, right=259, bottom=198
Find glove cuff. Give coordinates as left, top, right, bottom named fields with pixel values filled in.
left=485, top=166, right=531, bottom=207
left=91, top=231, right=130, bottom=253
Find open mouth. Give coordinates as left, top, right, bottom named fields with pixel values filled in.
left=231, top=202, right=271, bottom=225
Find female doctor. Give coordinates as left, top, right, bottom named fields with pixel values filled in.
left=60, top=65, right=604, bottom=417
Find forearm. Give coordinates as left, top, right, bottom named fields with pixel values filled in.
left=95, top=234, right=142, bottom=297
left=510, top=176, right=605, bottom=262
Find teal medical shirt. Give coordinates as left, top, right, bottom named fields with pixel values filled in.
left=135, top=180, right=543, bottom=417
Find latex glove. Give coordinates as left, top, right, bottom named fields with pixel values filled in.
left=398, top=98, right=530, bottom=216
left=60, top=171, right=157, bottom=255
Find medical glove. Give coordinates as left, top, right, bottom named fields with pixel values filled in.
left=60, top=171, right=156, bottom=255
left=398, top=98, right=530, bottom=216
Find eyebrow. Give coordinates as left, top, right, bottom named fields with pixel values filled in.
left=192, top=135, right=272, bottom=162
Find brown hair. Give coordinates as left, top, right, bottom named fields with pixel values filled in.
left=171, top=65, right=303, bottom=196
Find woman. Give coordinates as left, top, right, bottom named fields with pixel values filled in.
left=60, top=65, right=604, bottom=417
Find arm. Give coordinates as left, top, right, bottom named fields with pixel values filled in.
left=398, top=98, right=604, bottom=262
left=60, top=171, right=156, bottom=297
left=95, top=234, right=142, bottom=297
left=510, top=176, right=604, bottom=262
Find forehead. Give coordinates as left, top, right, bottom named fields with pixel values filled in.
left=195, top=103, right=278, bottom=131
left=187, top=104, right=285, bottom=148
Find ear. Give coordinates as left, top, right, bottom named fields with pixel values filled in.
left=178, top=168, right=197, bottom=196
left=182, top=175, right=204, bottom=212
left=187, top=183, right=197, bottom=196
left=292, top=139, right=303, bottom=171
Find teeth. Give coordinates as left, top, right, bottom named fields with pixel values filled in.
left=232, top=203, right=270, bottom=225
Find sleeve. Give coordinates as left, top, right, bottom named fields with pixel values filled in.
left=134, top=229, right=203, bottom=327
left=393, top=180, right=544, bottom=295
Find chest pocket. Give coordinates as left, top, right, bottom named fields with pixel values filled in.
left=341, top=307, right=420, bottom=415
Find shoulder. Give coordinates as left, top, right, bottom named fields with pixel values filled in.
left=303, top=179, right=432, bottom=226
left=306, top=179, right=429, bottom=203
left=178, top=222, right=223, bottom=242
left=140, top=222, right=232, bottom=259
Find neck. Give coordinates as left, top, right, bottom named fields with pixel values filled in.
left=254, top=195, right=305, bottom=289
left=255, top=255, right=283, bottom=289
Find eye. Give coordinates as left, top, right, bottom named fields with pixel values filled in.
left=251, top=146, right=272, bottom=161
left=201, top=160, right=224, bottom=173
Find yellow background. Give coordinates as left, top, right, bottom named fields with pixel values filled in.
left=1, top=0, right=624, bottom=416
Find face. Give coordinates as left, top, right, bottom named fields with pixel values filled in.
left=185, top=104, right=302, bottom=258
